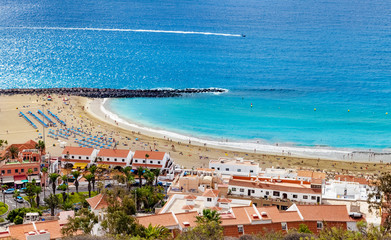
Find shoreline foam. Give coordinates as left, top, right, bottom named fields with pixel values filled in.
left=86, top=98, right=391, bottom=163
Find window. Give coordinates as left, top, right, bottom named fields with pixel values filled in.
left=7, top=170, right=11, bottom=174
left=273, top=191, right=280, bottom=197
left=86, top=157, right=89, bottom=160
left=281, top=222, right=287, bottom=231
left=252, top=190, right=255, bottom=193
left=158, top=161, right=161, bottom=164
left=293, top=195, right=298, bottom=198
left=232, top=188, right=237, bottom=191
left=21, top=169, right=24, bottom=173
left=1, top=170, right=4, bottom=174
left=34, top=168, right=38, bottom=172
left=237, top=169, right=241, bottom=172
left=143, top=160, right=145, bottom=163
left=217, top=168, right=220, bottom=170
left=207, top=198, right=212, bottom=202
left=225, top=168, right=229, bottom=171
left=281, top=206, right=288, bottom=210
left=317, top=221, right=323, bottom=229
left=266, top=191, right=269, bottom=195
left=107, top=158, right=110, bottom=161
left=114, top=159, right=117, bottom=162
left=250, top=170, right=254, bottom=173
left=240, top=188, right=244, bottom=192
left=15, top=169, right=18, bottom=173
left=238, top=225, right=244, bottom=233
left=71, top=156, right=74, bottom=159
left=135, top=160, right=138, bottom=163
left=150, top=161, right=153, bottom=163
left=122, top=159, right=125, bottom=162
left=303, top=195, right=308, bottom=199
left=79, top=156, right=81, bottom=159
left=311, top=196, right=316, bottom=200
left=211, top=167, right=215, bottom=169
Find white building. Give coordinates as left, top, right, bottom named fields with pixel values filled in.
left=323, top=180, right=369, bottom=201
left=132, top=151, right=173, bottom=172
left=209, top=158, right=260, bottom=176
left=228, top=177, right=322, bottom=204
left=96, top=148, right=133, bottom=168
left=260, top=167, right=297, bottom=179
left=61, top=146, right=98, bottom=169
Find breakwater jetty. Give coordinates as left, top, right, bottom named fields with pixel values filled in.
left=0, top=88, right=226, bottom=98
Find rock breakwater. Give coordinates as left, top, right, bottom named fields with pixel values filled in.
left=0, top=88, right=226, bottom=98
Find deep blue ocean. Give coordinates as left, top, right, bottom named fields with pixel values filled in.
left=1, top=0, right=391, bottom=149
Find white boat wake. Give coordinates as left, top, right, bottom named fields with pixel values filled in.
left=1, top=26, right=242, bottom=37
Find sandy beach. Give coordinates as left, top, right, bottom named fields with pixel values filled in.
left=1, top=94, right=390, bottom=177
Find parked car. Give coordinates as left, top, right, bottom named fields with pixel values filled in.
left=16, top=196, right=24, bottom=203
left=4, top=188, right=15, bottom=194
left=19, top=187, right=26, bottom=193
left=105, top=183, right=112, bottom=188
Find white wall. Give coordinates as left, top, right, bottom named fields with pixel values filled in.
left=210, top=162, right=259, bottom=176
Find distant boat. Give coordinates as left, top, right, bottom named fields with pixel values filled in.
left=241, top=34, right=246, bottom=37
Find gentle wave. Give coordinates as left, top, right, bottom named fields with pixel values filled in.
left=1, top=26, right=242, bottom=37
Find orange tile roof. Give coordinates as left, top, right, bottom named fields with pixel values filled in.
left=175, top=212, right=198, bottom=228
left=217, top=198, right=232, bottom=203
left=133, top=151, right=166, bottom=160
left=296, top=205, right=352, bottom=222
left=258, top=206, right=301, bottom=223
left=184, top=194, right=197, bottom=200
left=86, top=194, right=108, bottom=210
left=202, top=189, right=220, bottom=198
left=229, top=179, right=322, bottom=194
left=98, top=149, right=131, bottom=158
left=220, top=206, right=252, bottom=226
left=297, top=170, right=326, bottom=180
left=208, top=206, right=222, bottom=211
left=137, top=212, right=178, bottom=228
left=335, top=175, right=369, bottom=185
left=8, top=220, right=63, bottom=240
left=62, top=146, right=94, bottom=156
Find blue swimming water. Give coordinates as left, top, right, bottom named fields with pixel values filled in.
left=0, top=0, right=391, bottom=149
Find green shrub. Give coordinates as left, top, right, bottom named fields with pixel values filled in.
left=14, top=216, right=23, bottom=225
left=0, top=207, right=7, bottom=215
left=0, top=218, right=4, bottom=223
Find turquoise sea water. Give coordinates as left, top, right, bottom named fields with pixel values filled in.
left=0, top=0, right=391, bottom=149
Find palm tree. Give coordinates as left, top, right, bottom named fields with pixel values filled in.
left=84, top=174, right=94, bottom=198
left=41, top=167, right=48, bottom=198
left=49, top=173, right=60, bottom=195
left=89, top=165, right=97, bottom=192
left=35, top=140, right=45, bottom=155
left=137, top=167, right=144, bottom=187
left=143, top=170, right=155, bottom=186
left=143, top=224, right=171, bottom=240
left=13, top=190, right=20, bottom=208
left=71, top=171, right=81, bottom=193
left=9, top=145, right=19, bottom=159
left=35, top=185, right=42, bottom=207
left=44, top=194, right=59, bottom=216
left=152, top=169, right=161, bottom=186
left=196, top=209, right=221, bottom=224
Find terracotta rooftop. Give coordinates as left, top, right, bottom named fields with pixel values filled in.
left=8, top=220, right=63, bottom=240
left=137, top=212, right=178, bottom=228
left=297, top=170, right=326, bottom=180
left=86, top=193, right=108, bottom=210
left=62, top=146, right=94, bottom=156
left=97, top=149, right=131, bottom=158
left=184, top=194, right=197, bottom=200
left=202, top=189, right=220, bottom=198
left=335, top=175, right=369, bottom=185
left=229, top=179, right=322, bottom=194
left=175, top=212, right=199, bottom=228
left=133, top=151, right=166, bottom=160
left=296, top=205, right=352, bottom=222
left=217, top=198, right=232, bottom=203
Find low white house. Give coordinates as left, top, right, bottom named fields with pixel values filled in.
left=228, top=178, right=322, bottom=204
left=209, top=158, right=260, bottom=176
left=96, top=148, right=133, bottom=168
left=132, top=151, right=172, bottom=171
left=323, top=180, right=369, bottom=201
left=61, top=146, right=99, bottom=169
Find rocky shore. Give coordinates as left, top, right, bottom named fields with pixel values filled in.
left=0, top=87, right=226, bottom=98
